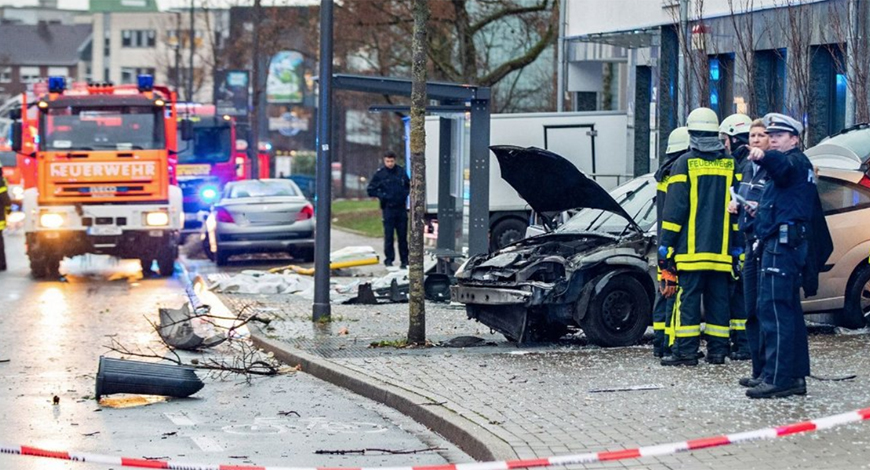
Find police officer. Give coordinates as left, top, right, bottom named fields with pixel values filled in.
left=730, top=119, right=771, bottom=386
left=658, top=107, right=736, bottom=366
left=367, top=151, right=410, bottom=268
left=719, top=113, right=753, bottom=361
left=744, top=113, right=831, bottom=398
left=652, top=126, right=689, bottom=358
left=0, top=168, right=9, bottom=271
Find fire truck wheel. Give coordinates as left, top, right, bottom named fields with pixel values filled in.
left=215, top=247, right=230, bottom=266
left=157, top=249, right=177, bottom=277
left=30, top=254, right=61, bottom=279
left=139, top=258, right=154, bottom=274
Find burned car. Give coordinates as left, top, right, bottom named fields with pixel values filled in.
left=451, top=146, right=656, bottom=346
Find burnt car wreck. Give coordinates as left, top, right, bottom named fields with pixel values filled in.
left=451, top=146, right=656, bottom=346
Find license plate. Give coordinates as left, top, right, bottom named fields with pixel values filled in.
left=149, top=230, right=164, bottom=237
left=90, top=186, right=118, bottom=194
left=87, top=226, right=122, bottom=236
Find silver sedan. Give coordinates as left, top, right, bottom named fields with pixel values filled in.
left=204, top=179, right=315, bottom=266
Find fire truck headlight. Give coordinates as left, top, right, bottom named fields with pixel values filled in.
left=200, top=186, right=219, bottom=204
left=40, top=212, right=65, bottom=228
left=145, top=211, right=170, bottom=227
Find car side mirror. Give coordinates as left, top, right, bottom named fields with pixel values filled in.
left=10, top=121, right=22, bottom=152
left=179, top=119, right=194, bottom=141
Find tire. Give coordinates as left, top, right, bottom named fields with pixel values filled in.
left=840, top=264, right=870, bottom=329
left=295, top=247, right=315, bottom=263
left=490, top=218, right=528, bottom=252
left=157, top=246, right=178, bottom=277
left=215, top=247, right=230, bottom=266
left=30, top=253, right=60, bottom=279
left=203, top=238, right=215, bottom=262
left=580, top=274, right=651, bottom=347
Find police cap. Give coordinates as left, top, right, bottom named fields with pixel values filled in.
left=763, top=113, right=803, bottom=136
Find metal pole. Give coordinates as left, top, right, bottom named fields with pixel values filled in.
left=845, top=0, right=858, bottom=127
left=556, top=0, right=567, bottom=112
left=174, top=11, right=181, bottom=92
left=677, top=0, right=688, bottom=124
left=313, top=0, right=334, bottom=321
left=188, top=0, right=195, bottom=102
left=247, top=0, right=261, bottom=180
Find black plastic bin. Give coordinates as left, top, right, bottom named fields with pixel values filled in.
left=95, top=356, right=204, bottom=400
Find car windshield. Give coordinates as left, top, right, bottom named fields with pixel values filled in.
left=42, top=106, right=165, bottom=151
left=556, top=176, right=656, bottom=234
left=226, top=180, right=299, bottom=199
left=178, top=123, right=232, bottom=164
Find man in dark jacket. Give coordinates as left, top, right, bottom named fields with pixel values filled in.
left=743, top=113, right=832, bottom=399
left=367, top=151, right=410, bottom=268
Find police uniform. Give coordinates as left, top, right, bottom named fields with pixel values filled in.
left=652, top=127, right=689, bottom=357
left=659, top=108, right=736, bottom=366
left=745, top=113, right=831, bottom=399
left=0, top=173, right=10, bottom=271
left=367, top=161, right=411, bottom=267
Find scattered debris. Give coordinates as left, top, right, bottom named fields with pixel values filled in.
left=0, top=359, right=10, bottom=363
left=52, top=395, right=60, bottom=405
left=337, top=327, right=349, bottom=336
left=269, top=246, right=380, bottom=276
left=98, top=395, right=168, bottom=409
left=278, top=410, right=300, bottom=417
left=809, top=374, right=858, bottom=381
left=210, top=271, right=313, bottom=295
left=161, top=432, right=177, bottom=437
left=315, top=447, right=445, bottom=455
left=588, top=384, right=663, bottom=393
left=157, top=304, right=226, bottom=351
left=419, top=401, right=447, bottom=406
left=439, top=336, right=492, bottom=348
left=82, top=431, right=100, bottom=437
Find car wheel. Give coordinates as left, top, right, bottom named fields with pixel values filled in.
left=295, top=247, right=315, bottom=263
left=203, top=237, right=215, bottom=262
left=156, top=247, right=177, bottom=277
left=581, top=274, right=651, bottom=347
left=489, top=218, right=528, bottom=252
left=840, top=264, right=870, bottom=329
left=215, top=247, right=230, bottom=266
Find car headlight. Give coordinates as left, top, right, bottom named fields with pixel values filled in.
left=144, top=211, right=170, bottom=226
left=40, top=212, right=65, bottom=228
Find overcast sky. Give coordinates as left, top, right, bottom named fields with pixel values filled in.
left=0, top=0, right=317, bottom=11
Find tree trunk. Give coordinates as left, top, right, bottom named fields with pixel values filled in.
left=407, top=0, right=429, bottom=345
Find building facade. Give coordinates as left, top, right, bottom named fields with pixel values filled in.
left=564, top=0, right=863, bottom=170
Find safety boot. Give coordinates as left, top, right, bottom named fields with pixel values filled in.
left=739, top=376, right=762, bottom=388
left=660, top=354, right=699, bottom=367
left=746, top=378, right=806, bottom=399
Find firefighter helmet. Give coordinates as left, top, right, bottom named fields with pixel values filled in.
left=666, top=126, right=690, bottom=155
left=719, top=113, right=752, bottom=136
left=686, top=107, right=719, bottom=133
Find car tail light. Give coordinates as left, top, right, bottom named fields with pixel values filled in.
left=859, top=175, right=870, bottom=189
left=296, top=204, right=314, bottom=221
left=216, top=207, right=234, bottom=223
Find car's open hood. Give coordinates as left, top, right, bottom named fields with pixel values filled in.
left=491, top=145, right=640, bottom=231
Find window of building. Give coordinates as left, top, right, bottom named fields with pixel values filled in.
left=121, top=29, right=156, bottom=48
left=708, top=54, right=734, bottom=121
left=753, top=49, right=786, bottom=116
left=0, top=67, right=11, bottom=83
left=120, top=67, right=156, bottom=84
left=20, top=66, right=41, bottom=84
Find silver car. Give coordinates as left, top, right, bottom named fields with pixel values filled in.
left=204, top=179, right=315, bottom=266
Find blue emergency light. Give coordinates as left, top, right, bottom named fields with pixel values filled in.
left=48, top=76, right=66, bottom=94
left=200, top=185, right=219, bottom=203
left=137, top=74, right=154, bottom=92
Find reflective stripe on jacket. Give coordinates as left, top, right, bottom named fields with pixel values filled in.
left=659, top=149, right=736, bottom=273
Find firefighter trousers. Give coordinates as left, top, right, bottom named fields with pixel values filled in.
left=652, top=289, right=675, bottom=355
left=672, top=271, right=731, bottom=358
left=0, top=229, right=5, bottom=271
left=757, top=237, right=810, bottom=386
left=729, top=275, right=748, bottom=355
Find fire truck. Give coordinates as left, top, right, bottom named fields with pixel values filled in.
left=175, top=103, right=269, bottom=235
left=10, top=76, right=184, bottom=278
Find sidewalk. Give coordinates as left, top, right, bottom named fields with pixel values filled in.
left=188, top=231, right=870, bottom=470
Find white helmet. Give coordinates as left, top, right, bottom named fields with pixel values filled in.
left=719, top=113, right=752, bottom=136
left=686, top=107, right=719, bottom=133
left=666, top=126, right=689, bottom=155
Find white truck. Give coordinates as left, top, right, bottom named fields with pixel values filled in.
left=423, top=111, right=630, bottom=251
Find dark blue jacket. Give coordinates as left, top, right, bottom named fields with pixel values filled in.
left=367, top=165, right=410, bottom=210
left=754, top=148, right=816, bottom=241
left=736, top=160, right=768, bottom=237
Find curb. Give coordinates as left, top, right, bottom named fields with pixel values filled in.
left=178, top=259, right=516, bottom=463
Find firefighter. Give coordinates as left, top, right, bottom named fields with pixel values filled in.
left=658, top=107, right=736, bottom=366
left=652, top=126, right=689, bottom=358
left=744, top=113, right=832, bottom=399
left=0, top=166, right=9, bottom=271
left=719, top=113, right=753, bottom=361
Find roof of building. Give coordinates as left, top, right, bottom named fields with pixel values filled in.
left=89, top=0, right=158, bottom=13
left=0, top=23, right=91, bottom=66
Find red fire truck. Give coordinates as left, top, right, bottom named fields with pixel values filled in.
left=10, top=76, right=183, bottom=278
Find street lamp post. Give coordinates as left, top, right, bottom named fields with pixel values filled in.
left=313, top=0, right=334, bottom=321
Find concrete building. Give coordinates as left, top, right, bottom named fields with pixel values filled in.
left=0, top=4, right=80, bottom=25
left=0, top=23, right=91, bottom=101
left=563, top=0, right=864, bottom=171
left=88, top=9, right=225, bottom=103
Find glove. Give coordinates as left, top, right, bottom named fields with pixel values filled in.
left=730, top=247, right=744, bottom=280
left=659, top=268, right=678, bottom=298
left=657, top=246, right=675, bottom=272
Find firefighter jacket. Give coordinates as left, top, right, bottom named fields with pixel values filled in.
left=654, top=152, right=683, bottom=280
left=659, top=148, right=737, bottom=273
left=0, top=176, right=10, bottom=231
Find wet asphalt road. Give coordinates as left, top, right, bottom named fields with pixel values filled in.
left=0, top=231, right=468, bottom=470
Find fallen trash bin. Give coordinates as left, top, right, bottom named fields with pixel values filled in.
left=95, top=356, right=204, bottom=400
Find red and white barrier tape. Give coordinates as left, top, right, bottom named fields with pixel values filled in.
left=3, top=406, right=870, bottom=470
